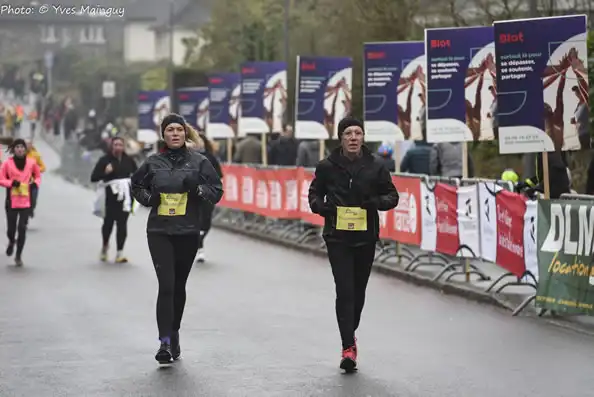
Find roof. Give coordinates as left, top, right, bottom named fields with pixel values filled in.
left=150, top=0, right=211, bottom=31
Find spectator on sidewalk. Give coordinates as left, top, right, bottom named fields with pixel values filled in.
left=429, top=142, right=474, bottom=178
left=400, top=140, right=432, bottom=174
left=268, top=124, right=298, bottom=166
left=233, top=134, right=262, bottom=164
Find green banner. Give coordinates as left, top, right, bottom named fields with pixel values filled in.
left=536, top=199, right=594, bottom=315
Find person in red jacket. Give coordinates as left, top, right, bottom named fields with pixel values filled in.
left=0, top=139, right=41, bottom=266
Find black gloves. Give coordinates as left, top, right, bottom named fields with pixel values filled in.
left=320, top=201, right=336, bottom=217
left=11, top=180, right=20, bottom=188
left=183, top=175, right=205, bottom=197
left=361, top=197, right=379, bottom=210
left=148, top=191, right=161, bottom=207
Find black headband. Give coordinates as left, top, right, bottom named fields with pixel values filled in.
left=160, top=113, right=186, bottom=137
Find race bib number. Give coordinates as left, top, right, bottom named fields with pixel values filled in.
left=336, top=206, right=367, bottom=231
left=11, top=184, right=29, bottom=197
left=158, top=193, right=188, bottom=216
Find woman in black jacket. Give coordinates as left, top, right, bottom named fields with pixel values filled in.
left=90, top=136, right=137, bottom=263
left=131, top=114, right=223, bottom=364
left=308, top=117, right=399, bottom=372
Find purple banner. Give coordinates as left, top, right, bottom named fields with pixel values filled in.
left=295, top=56, right=352, bottom=140
left=177, top=87, right=209, bottom=132
left=240, top=61, right=287, bottom=134
left=137, top=90, right=169, bottom=130
left=207, top=73, right=241, bottom=139
left=363, top=41, right=425, bottom=142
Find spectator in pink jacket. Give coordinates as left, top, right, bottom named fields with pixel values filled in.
left=0, top=138, right=41, bottom=266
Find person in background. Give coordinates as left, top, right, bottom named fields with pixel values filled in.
left=308, top=117, right=399, bottom=372
left=25, top=140, right=45, bottom=218
left=400, top=139, right=432, bottom=174
left=374, top=143, right=395, bottom=172
left=90, top=136, right=138, bottom=263
left=429, top=142, right=474, bottom=178
left=234, top=134, right=262, bottom=164
left=268, top=124, right=298, bottom=166
left=131, top=113, right=223, bottom=364
left=296, top=140, right=326, bottom=168
left=193, top=132, right=222, bottom=263
left=0, top=139, right=41, bottom=266
left=14, top=104, right=23, bottom=135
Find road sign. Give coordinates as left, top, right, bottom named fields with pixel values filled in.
left=102, top=81, right=116, bottom=98
left=44, top=51, right=53, bottom=69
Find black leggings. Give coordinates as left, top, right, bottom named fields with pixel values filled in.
left=147, top=233, right=199, bottom=338
left=198, top=206, right=214, bottom=249
left=326, top=242, right=376, bottom=349
left=6, top=208, right=30, bottom=257
left=102, top=203, right=130, bottom=250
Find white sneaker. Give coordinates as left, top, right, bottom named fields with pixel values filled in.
left=195, top=249, right=205, bottom=263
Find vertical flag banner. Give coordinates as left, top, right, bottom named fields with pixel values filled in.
left=207, top=73, right=241, bottom=139
left=536, top=199, right=594, bottom=314
left=425, top=26, right=496, bottom=143
left=295, top=56, right=352, bottom=140
left=137, top=90, right=169, bottom=130
left=239, top=61, right=287, bottom=135
left=177, top=87, right=209, bottom=131
left=363, top=41, right=425, bottom=142
left=494, top=15, right=589, bottom=154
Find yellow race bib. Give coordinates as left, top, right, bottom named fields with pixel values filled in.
left=11, top=184, right=29, bottom=197
left=158, top=193, right=188, bottom=216
left=336, top=206, right=367, bottom=231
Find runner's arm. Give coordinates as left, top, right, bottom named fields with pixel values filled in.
left=0, top=161, right=10, bottom=187
left=195, top=158, right=223, bottom=205
left=90, top=156, right=108, bottom=183
left=31, top=163, right=41, bottom=186
left=375, top=165, right=399, bottom=211
left=308, top=162, right=328, bottom=214
left=130, top=161, right=154, bottom=207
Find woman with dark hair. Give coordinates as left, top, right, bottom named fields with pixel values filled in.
left=193, top=131, right=222, bottom=263
left=131, top=114, right=223, bottom=364
left=90, top=136, right=137, bottom=263
left=0, top=138, right=41, bottom=266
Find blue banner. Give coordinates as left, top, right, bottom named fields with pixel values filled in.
left=137, top=90, right=169, bottom=130
left=425, top=26, right=495, bottom=143
left=240, top=62, right=287, bottom=135
left=207, top=73, right=241, bottom=139
left=177, top=87, right=209, bottom=132
left=494, top=15, right=589, bottom=153
left=295, top=56, right=352, bottom=140
left=364, top=41, right=425, bottom=142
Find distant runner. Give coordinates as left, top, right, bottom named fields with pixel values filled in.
left=0, top=138, right=41, bottom=266
left=26, top=140, right=45, bottom=218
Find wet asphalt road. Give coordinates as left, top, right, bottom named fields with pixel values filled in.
left=0, top=140, right=594, bottom=397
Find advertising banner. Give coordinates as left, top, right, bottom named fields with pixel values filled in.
left=389, top=175, right=422, bottom=245
left=536, top=199, right=594, bottom=314
left=239, top=61, right=287, bottom=135
left=363, top=41, right=425, bottom=142
left=137, top=90, right=169, bottom=130
left=295, top=56, right=352, bottom=140
left=207, top=73, right=241, bottom=139
left=425, top=26, right=496, bottom=143
left=456, top=184, right=481, bottom=257
left=177, top=87, right=209, bottom=131
left=494, top=15, right=589, bottom=154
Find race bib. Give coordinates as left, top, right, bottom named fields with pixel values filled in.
left=336, top=206, right=367, bottom=231
left=11, top=184, right=29, bottom=197
left=158, top=193, right=188, bottom=216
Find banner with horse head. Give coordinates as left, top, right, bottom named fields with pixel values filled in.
left=363, top=41, right=425, bottom=142
left=425, top=26, right=496, bottom=143
left=137, top=90, right=169, bottom=131
left=294, top=56, right=352, bottom=140
left=239, top=61, right=287, bottom=135
left=177, top=87, right=209, bottom=132
left=494, top=15, right=589, bottom=154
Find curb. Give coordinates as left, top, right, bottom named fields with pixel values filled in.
left=213, top=221, right=513, bottom=312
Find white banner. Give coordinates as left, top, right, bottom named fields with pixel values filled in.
left=478, top=182, right=501, bottom=263
left=420, top=181, right=437, bottom=252
left=456, top=184, right=480, bottom=258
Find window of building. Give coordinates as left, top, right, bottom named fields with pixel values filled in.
left=80, top=25, right=106, bottom=44
left=40, top=25, right=57, bottom=43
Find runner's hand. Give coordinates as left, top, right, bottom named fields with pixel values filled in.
left=105, top=163, right=113, bottom=174
left=11, top=180, right=20, bottom=188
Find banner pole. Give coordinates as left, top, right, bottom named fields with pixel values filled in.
left=542, top=151, right=550, bottom=199
left=319, top=139, right=325, bottom=161
left=394, top=141, right=402, bottom=265
left=226, top=138, right=232, bottom=163
left=462, top=141, right=470, bottom=282
left=262, top=132, right=268, bottom=166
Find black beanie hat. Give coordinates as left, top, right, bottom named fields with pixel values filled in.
left=337, top=117, right=364, bottom=140
left=10, top=138, right=26, bottom=150
left=160, top=113, right=186, bottom=137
